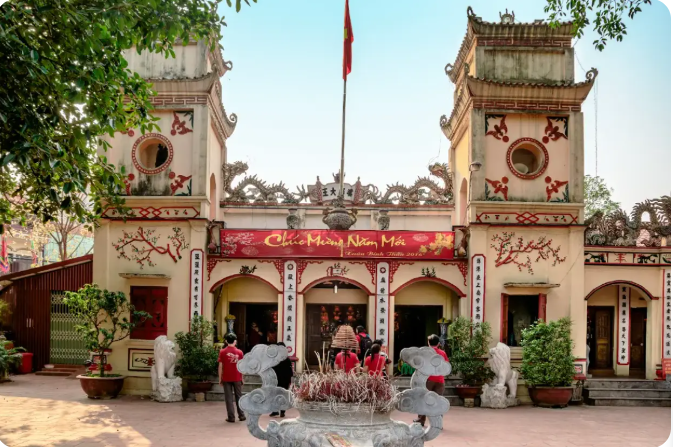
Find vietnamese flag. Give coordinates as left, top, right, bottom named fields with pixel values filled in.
left=343, top=0, right=354, bottom=80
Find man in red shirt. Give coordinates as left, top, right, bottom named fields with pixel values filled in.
left=218, top=333, right=246, bottom=423
left=414, top=334, right=449, bottom=427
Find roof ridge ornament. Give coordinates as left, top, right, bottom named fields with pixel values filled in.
left=444, top=63, right=453, bottom=77
left=499, top=9, right=515, bottom=24
left=467, top=6, right=475, bottom=17
left=585, top=67, right=599, bottom=81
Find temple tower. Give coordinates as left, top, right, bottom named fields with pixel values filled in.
left=91, top=40, right=236, bottom=390
left=441, top=8, right=596, bottom=372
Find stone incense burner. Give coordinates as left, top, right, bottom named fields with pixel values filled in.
left=238, top=345, right=451, bottom=447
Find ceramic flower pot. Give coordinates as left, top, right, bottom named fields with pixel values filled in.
left=455, top=385, right=481, bottom=400
left=77, top=375, right=125, bottom=399
left=528, top=386, right=574, bottom=408
left=188, top=381, right=213, bottom=394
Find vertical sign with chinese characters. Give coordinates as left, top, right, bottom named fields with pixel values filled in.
left=471, top=254, right=486, bottom=324
left=283, top=261, right=297, bottom=355
left=189, top=249, right=204, bottom=319
left=376, top=262, right=390, bottom=349
left=664, top=269, right=671, bottom=360
left=617, top=286, right=630, bottom=365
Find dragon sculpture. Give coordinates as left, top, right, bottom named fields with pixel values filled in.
left=221, top=161, right=454, bottom=206
left=379, top=163, right=454, bottom=205
left=585, top=195, right=671, bottom=247
left=222, top=161, right=306, bottom=204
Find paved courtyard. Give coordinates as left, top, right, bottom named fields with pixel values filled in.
left=0, top=375, right=670, bottom=447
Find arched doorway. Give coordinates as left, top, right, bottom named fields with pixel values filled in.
left=211, top=275, right=280, bottom=353
left=300, top=277, right=370, bottom=369
left=585, top=281, right=655, bottom=378
left=391, top=278, right=461, bottom=370
left=459, top=177, right=468, bottom=224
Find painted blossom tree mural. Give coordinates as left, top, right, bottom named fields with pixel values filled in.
left=491, top=232, right=566, bottom=275
left=113, top=227, right=188, bottom=268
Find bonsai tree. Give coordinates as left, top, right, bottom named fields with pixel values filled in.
left=448, top=317, right=495, bottom=386
left=520, top=318, right=576, bottom=387
left=64, top=284, right=150, bottom=377
left=175, top=315, right=219, bottom=383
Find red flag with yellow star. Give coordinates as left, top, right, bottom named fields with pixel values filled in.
left=343, top=0, right=353, bottom=80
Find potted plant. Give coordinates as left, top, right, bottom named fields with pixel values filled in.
left=0, top=342, right=25, bottom=382
left=64, top=284, right=150, bottom=399
left=175, top=315, right=219, bottom=393
left=448, top=317, right=495, bottom=400
left=520, top=317, right=576, bottom=408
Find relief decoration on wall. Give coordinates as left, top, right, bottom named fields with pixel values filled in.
left=585, top=195, right=671, bottom=247
left=485, top=177, right=508, bottom=201
left=441, top=260, right=469, bottom=286
left=584, top=251, right=670, bottom=266
left=542, top=117, right=568, bottom=144
left=485, top=114, right=509, bottom=142
left=168, top=171, right=193, bottom=196
left=326, top=262, right=349, bottom=277
left=421, top=267, right=436, bottom=278
left=475, top=211, right=578, bottom=225
left=545, top=176, right=569, bottom=202
left=102, top=206, right=200, bottom=220
left=239, top=265, right=257, bottom=275
left=490, top=232, right=566, bottom=275
left=113, top=227, right=189, bottom=268
left=170, top=111, right=194, bottom=136
left=123, top=174, right=134, bottom=196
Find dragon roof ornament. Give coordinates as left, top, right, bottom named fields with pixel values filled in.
left=221, top=161, right=454, bottom=206
left=585, top=195, right=671, bottom=247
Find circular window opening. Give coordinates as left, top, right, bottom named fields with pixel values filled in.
left=139, top=141, right=170, bottom=170
left=506, top=138, right=549, bottom=180
left=511, top=145, right=542, bottom=175
left=131, top=133, right=174, bottom=175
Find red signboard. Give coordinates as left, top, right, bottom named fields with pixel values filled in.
left=220, top=230, right=455, bottom=260
left=663, top=358, right=671, bottom=375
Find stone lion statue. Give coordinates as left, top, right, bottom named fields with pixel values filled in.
left=151, top=335, right=177, bottom=392
left=487, top=342, right=518, bottom=398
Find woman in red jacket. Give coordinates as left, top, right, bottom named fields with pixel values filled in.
left=363, top=344, right=386, bottom=376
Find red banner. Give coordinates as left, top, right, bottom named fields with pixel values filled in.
left=220, top=230, right=454, bottom=260
left=663, top=358, right=671, bottom=375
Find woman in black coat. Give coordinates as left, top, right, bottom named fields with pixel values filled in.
left=270, top=342, right=293, bottom=417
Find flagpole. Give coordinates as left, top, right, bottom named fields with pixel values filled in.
left=339, top=77, right=347, bottom=198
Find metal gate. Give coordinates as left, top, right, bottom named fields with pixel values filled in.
left=49, top=291, right=88, bottom=365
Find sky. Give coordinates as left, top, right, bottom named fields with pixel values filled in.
left=217, top=0, right=671, bottom=210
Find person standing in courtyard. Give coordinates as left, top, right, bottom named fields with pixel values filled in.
left=363, top=343, right=386, bottom=376
left=355, top=325, right=372, bottom=363
left=335, top=347, right=360, bottom=373
left=270, top=342, right=293, bottom=418
left=218, top=333, right=246, bottom=423
left=414, top=334, right=449, bottom=427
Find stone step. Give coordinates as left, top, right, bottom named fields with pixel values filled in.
left=584, top=388, right=671, bottom=399
left=584, top=379, right=670, bottom=390
left=584, top=396, right=671, bottom=407
left=40, top=368, right=80, bottom=373
left=35, top=371, right=72, bottom=377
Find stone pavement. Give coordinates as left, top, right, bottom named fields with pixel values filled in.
left=0, top=375, right=670, bottom=447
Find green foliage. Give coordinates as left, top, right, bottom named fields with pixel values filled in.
left=584, top=175, right=621, bottom=218
left=0, top=342, right=25, bottom=379
left=520, top=318, right=576, bottom=387
left=545, top=0, right=651, bottom=51
left=64, top=284, right=149, bottom=377
left=0, top=0, right=254, bottom=228
left=448, top=317, right=495, bottom=386
left=175, top=315, right=218, bottom=382
left=0, top=300, right=10, bottom=326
